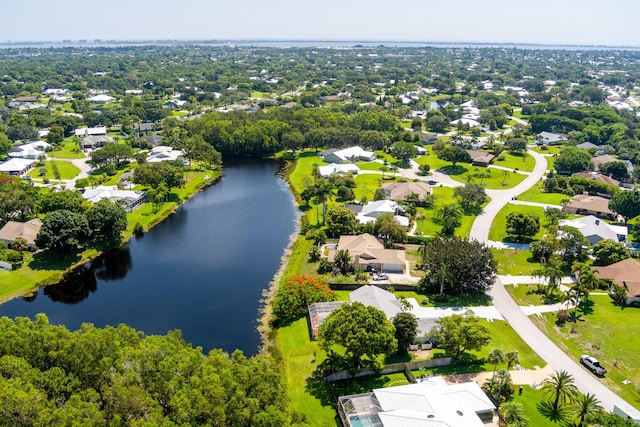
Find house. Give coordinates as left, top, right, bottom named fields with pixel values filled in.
left=87, top=94, right=115, bottom=103
left=350, top=285, right=404, bottom=318
left=43, top=88, right=70, bottom=96
left=466, top=150, right=496, bottom=165
left=563, top=194, right=617, bottom=220
left=12, top=96, right=40, bottom=103
left=8, top=141, right=51, bottom=159
left=163, top=99, right=188, bottom=108
left=327, top=234, right=406, bottom=273
left=559, top=215, right=627, bottom=244
left=592, top=154, right=634, bottom=174
left=0, top=218, right=43, bottom=249
left=576, top=141, right=602, bottom=151
left=81, top=135, right=114, bottom=150
left=353, top=200, right=409, bottom=226
left=593, top=258, right=640, bottom=305
left=382, top=181, right=432, bottom=201
left=338, top=377, right=495, bottom=427
left=75, top=126, right=107, bottom=137
left=82, top=186, right=148, bottom=211
left=125, top=89, right=143, bottom=95
left=322, top=146, right=376, bottom=164
left=146, top=145, right=185, bottom=163
left=572, top=172, right=620, bottom=187
left=451, top=118, right=481, bottom=128
left=133, top=122, right=155, bottom=133
left=139, top=135, right=164, bottom=147
left=537, top=131, right=567, bottom=145
left=0, top=158, right=36, bottom=176
left=318, top=163, right=359, bottom=178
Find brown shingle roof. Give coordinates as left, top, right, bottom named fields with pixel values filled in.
left=329, top=233, right=406, bottom=267
left=564, top=194, right=615, bottom=217
left=572, top=172, right=620, bottom=187
left=0, top=218, right=43, bottom=246
left=382, top=182, right=432, bottom=201
left=594, top=258, right=640, bottom=298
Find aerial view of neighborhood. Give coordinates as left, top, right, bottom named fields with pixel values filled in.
left=1, top=2, right=640, bottom=426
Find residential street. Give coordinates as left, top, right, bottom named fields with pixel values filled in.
left=469, top=149, right=631, bottom=412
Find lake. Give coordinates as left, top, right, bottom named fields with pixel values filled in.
left=0, top=158, right=298, bottom=355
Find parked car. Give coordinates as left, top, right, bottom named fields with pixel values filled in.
left=372, top=273, right=389, bottom=281
left=580, top=355, right=607, bottom=376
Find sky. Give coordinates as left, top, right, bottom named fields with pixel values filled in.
left=2, top=0, right=639, bottom=46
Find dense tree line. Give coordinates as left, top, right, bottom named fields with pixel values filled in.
left=0, top=314, right=295, bottom=426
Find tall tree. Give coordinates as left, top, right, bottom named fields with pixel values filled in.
left=433, top=204, right=462, bottom=236
left=430, top=314, right=491, bottom=360
left=592, top=239, right=630, bottom=266
left=609, top=190, right=640, bottom=219
left=392, top=312, right=418, bottom=354
left=542, top=370, right=578, bottom=411
left=319, top=302, right=397, bottom=369
left=437, top=145, right=471, bottom=167
left=86, top=199, right=128, bottom=243
left=571, top=393, right=603, bottom=427
left=487, top=349, right=505, bottom=378
left=505, top=212, right=540, bottom=242
left=453, top=182, right=487, bottom=213
left=500, top=401, right=529, bottom=427
left=35, top=210, right=90, bottom=252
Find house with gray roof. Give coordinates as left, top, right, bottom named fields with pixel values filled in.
left=559, top=215, right=627, bottom=244
left=537, top=131, right=567, bottom=145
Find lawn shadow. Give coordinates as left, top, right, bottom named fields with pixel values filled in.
left=28, top=250, right=82, bottom=271
left=577, top=298, right=595, bottom=316
left=297, top=151, right=320, bottom=158
left=536, top=400, right=570, bottom=424
left=437, top=165, right=469, bottom=176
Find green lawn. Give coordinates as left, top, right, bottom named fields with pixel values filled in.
left=251, top=91, right=272, bottom=99
left=276, top=318, right=338, bottom=427
left=448, top=165, right=527, bottom=189
left=489, top=204, right=546, bottom=242
left=532, top=295, right=640, bottom=409
left=493, top=151, right=535, bottom=172
left=511, top=386, right=557, bottom=427
left=515, top=183, right=567, bottom=205
left=413, top=186, right=476, bottom=238
left=505, top=283, right=556, bottom=306
left=491, top=248, right=541, bottom=275
left=27, top=160, right=80, bottom=180
left=48, top=141, right=86, bottom=159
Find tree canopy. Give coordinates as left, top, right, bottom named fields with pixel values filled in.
left=86, top=199, right=128, bottom=243
left=609, top=190, right=640, bottom=219
left=272, top=274, right=335, bottom=325
left=506, top=212, right=540, bottom=242
left=554, top=147, right=593, bottom=174
left=319, top=302, right=397, bottom=369
left=429, top=314, right=491, bottom=360
left=35, top=210, right=90, bottom=252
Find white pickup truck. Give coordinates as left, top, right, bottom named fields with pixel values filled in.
left=580, top=355, right=607, bottom=376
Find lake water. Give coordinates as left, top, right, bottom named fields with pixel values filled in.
left=0, top=158, right=297, bottom=355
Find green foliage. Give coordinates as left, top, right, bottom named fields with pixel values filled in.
left=0, top=314, right=291, bottom=426
left=273, top=274, right=335, bottom=324
left=553, top=146, right=593, bottom=174
left=390, top=141, right=416, bottom=163
left=430, top=314, right=491, bottom=360
left=541, top=370, right=577, bottom=411
left=592, top=239, right=630, bottom=266
left=38, top=190, right=85, bottom=214
left=453, top=182, right=487, bottom=213
left=433, top=204, right=462, bottom=236
left=133, top=161, right=185, bottom=190
left=319, top=302, right=397, bottom=369
left=609, top=190, right=640, bottom=219
left=35, top=210, right=90, bottom=252
left=506, top=212, right=540, bottom=242
left=88, top=143, right=133, bottom=168
left=599, top=161, right=629, bottom=182
left=437, top=145, right=471, bottom=166
left=325, top=206, right=357, bottom=237
left=418, top=237, right=496, bottom=295
left=86, top=199, right=128, bottom=243
left=392, top=312, right=418, bottom=354
left=375, top=213, right=407, bottom=244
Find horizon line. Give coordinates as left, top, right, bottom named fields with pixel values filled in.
left=0, top=38, right=639, bottom=49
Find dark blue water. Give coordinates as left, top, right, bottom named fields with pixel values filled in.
left=0, top=158, right=297, bottom=355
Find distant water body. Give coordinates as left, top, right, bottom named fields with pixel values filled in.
left=1, top=40, right=639, bottom=51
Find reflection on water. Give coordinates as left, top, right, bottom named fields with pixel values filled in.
left=0, top=159, right=297, bottom=355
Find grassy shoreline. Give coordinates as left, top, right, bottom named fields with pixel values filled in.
left=0, top=167, right=220, bottom=303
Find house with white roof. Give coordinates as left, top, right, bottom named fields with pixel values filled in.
left=537, top=131, right=567, bottom=145
left=559, top=215, right=627, bottom=244
left=82, top=186, right=147, bottom=212
left=87, top=94, right=115, bottom=103
left=8, top=141, right=51, bottom=159
left=75, top=127, right=107, bottom=137
left=318, top=163, right=359, bottom=178
left=323, top=146, right=376, bottom=164
left=353, top=200, right=409, bottom=226
left=146, top=146, right=185, bottom=163
left=338, top=376, right=495, bottom=427
left=0, top=158, right=36, bottom=176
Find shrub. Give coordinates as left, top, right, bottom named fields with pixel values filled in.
left=273, top=274, right=335, bottom=325
left=133, top=222, right=144, bottom=236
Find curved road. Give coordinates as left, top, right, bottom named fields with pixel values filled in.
left=469, top=149, right=630, bottom=412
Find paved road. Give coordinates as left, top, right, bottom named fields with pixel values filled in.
left=469, top=149, right=631, bottom=412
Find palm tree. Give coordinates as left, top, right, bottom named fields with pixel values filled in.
left=542, top=370, right=578, bottom=411
left=488, top=349, right=505, bottom=378
left=534, top=256, right=564, bottom=296
left=505, top=350, right=519, bottom=371
left=500, top=401, right=528, bottom=427
left=576, top=268, right=600, bottom=303
left=312, top=179, right=334, bottom=225
left=434, top=204, right=462, bottom=236
left=571, top=393, right=603, bottom=427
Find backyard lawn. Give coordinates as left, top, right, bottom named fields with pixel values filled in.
left=413, top=186, right=476, bottom=238
left=489, top=204, right=546, bottom=242
left=47, top=140, right=86, bottom=159
left=532, top=295, right=640, bottom=409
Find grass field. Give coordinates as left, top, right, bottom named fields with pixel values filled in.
left=489, top=204, right=546, bottom=242
left=47, top=141, right=86, bottom=159
left=413, top=186, right=477, bottom=238
left=494, top=151, right=535, bottom=172
left=515, top=183, right=567, bottom=205
left=27, top=160, right=80, bottom=180
left=532, top=295, right=640, bottom=409
left=491, top=248, right=541, bottom=275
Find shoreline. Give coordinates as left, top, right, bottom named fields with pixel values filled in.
left=257, top=158, right=303, bottom=353
left=0, top=168, right=221, bottom=304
